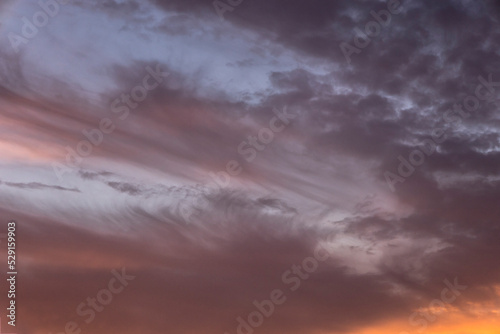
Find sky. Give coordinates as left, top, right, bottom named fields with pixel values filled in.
left=0, top=0, right=500, bottom=333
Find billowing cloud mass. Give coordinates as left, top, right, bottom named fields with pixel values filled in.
left=0, top=0, right=499, bottom=333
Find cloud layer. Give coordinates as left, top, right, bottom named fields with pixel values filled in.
left=0, top=0, right=499, bottom=333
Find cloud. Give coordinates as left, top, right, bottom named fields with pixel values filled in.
left=2, top=181, right=80, bottom=192
left=0, top=0, right=499, bottom=333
